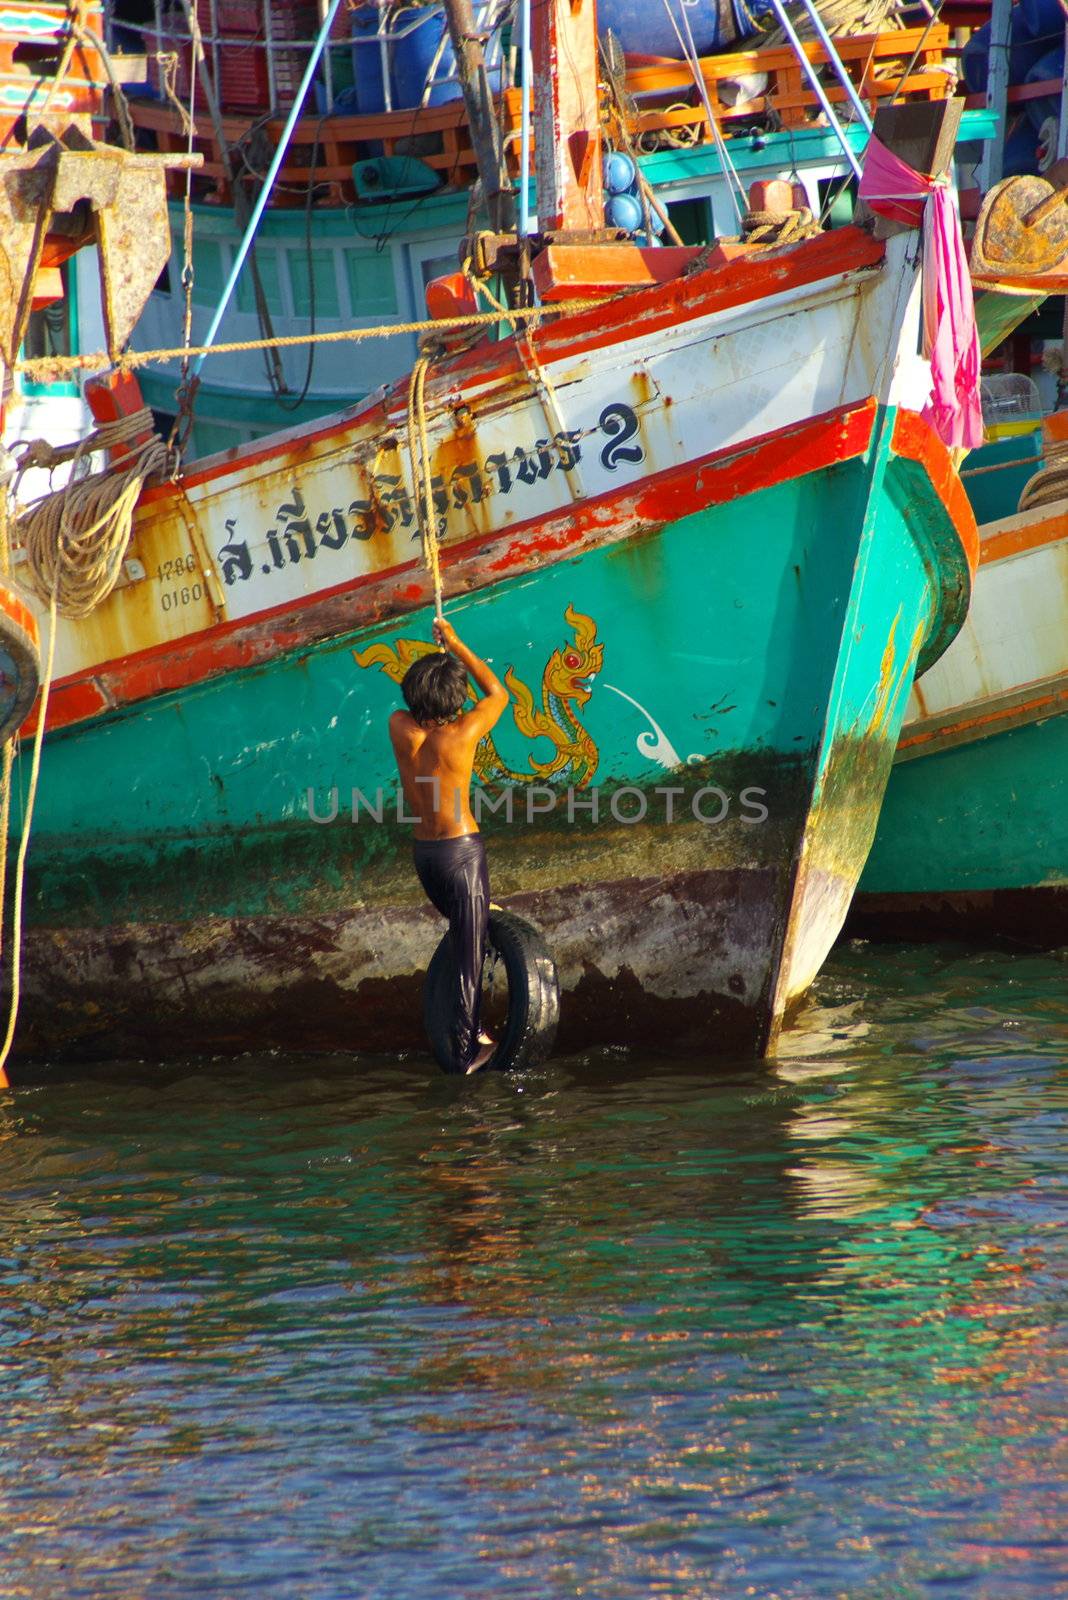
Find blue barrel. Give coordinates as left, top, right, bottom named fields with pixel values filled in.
left=390, top=8, right=501, bottom=109
left=1023, top=45, right=1066, bottom=131
left=960, top=18, right=1047, bottom=96
left=1018, top=0, right=1067, bottom=38
left=351, top=7, right=387, bottom=114
left=392, top=9, right=450, bottom=107
left=596, top=0, right=756, bottom=60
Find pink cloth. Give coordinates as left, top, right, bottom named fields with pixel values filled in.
left=858, top=136, right=984, bottom=451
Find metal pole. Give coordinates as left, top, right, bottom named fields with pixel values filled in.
left=519, top=0, right=532, bottom=234
left=192, top=0, right=346, bottom=376
left=766, top=0, right=864, bottom=180
left=979, top=0, right=1011, bottom=190
left=791, top=0, right=873, bottom=134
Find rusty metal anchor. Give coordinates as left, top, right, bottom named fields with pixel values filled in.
left=0, top=124, right=200, bottom=370
left=971, top=162, right=1068, bottom=293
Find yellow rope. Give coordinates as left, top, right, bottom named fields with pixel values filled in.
left=0, top=486, right=11, bottom=993
left=16, top=410, right=171, bottom=619
left=406, top=346, right=445, bottom=622
left=0, top=742, right=10, bottom=958
left=12, top=300, right=610, bottom=385
left=0, top=587, right=57, bottom=1086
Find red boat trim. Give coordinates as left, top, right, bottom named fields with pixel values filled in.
left=29, top=398, right=880, bottom=737
left=455, top=227, right=887, bottom=385
left=890, top=408, right=980, bottom=580
left=147, top=228, right=887, bottom=503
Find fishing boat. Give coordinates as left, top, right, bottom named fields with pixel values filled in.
left=4, top=0, right=980, bottom=1063
left=109, top=0, right=960, bottom=456
left=852, top=163, right=1068, bottom=944
left=855, top=410, right=1068, bottom=943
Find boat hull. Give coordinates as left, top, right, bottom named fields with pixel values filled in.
left=855, top=497, right=1068, bottom=941
left=12, top=397, right=972, bottom=1060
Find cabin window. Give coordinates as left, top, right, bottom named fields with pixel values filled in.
left=346, top=250, right=398, bottom=317
left=237, top=246, right=285, bottom=318
left=192, top=239, right=227, bottom=307
left=289, top=249, right=341, bottom=319
left=665, top=197, right=714, bottom=247
left=817, top=176, right=856, bottom=230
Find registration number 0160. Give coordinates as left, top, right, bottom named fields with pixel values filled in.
left=157, top=552, right=203, bottom=612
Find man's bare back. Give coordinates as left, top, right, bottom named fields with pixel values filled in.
left=390, top=619, right=508, bottom=1072
left=388, top=620, right=508, bottom=839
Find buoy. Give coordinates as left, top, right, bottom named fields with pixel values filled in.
left=606, top=191, right=644, bottom=234
left=604, top=150, right=637, bottom=195
left=423, top=909, right=560, bottom=1073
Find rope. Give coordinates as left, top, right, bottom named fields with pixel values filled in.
left=742, top=205, right=823, bottom=244
left=0, top=587, right=56, bottom=1087
left=406, top=345, right=445, bottom=622
left=15, top=410, right=171, bottom=619
left=13, top=300, right=609, bottom=385
left=1018, top=441, right=1068, bottom=513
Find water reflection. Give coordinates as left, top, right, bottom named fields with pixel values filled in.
left=0, top=942, right=1063, bottom=1597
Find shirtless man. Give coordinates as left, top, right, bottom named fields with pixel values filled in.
left=389, top=617, right=509, bottom=1074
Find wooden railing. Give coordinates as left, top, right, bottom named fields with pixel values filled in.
left=127, top=24, right=954, bottom=207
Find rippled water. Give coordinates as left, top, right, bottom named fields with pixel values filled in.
left=1, top=941, right=1065, bottom=1599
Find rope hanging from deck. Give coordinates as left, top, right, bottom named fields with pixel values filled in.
left=407, top=344, right=446, bottom=624
left=15, top=410, right=171, bottom=620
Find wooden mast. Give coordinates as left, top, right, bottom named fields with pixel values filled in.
left=531, top=0, right=605, bottom=233
left=442, top=0, right=516, bottom=233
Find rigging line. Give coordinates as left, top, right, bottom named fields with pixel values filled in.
left=190, top=0, right=347, bottom=379
left=273, top=114, right=328, bottom=414
left=660, top=0, right=746, bottom=225
left=179, top=22, right=198, bottom=386
left=888, top=0, right=944, bottom=108
left=14, top=300, right=612, bottom=382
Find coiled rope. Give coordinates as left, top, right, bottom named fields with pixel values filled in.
left=1017, top=440, right=1068, bottom=514
left=16, top=410, right=171, bottom=619
left=742, top=205, right=823, bottom=245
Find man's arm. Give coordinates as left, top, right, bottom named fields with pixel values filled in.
left=434, top=618, right=508, bottom=736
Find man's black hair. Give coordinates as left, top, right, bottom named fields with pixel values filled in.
left=401, top=651, right=469, bottom=724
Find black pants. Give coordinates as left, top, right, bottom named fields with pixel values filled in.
left=413, top=833, right=489, bottom=1073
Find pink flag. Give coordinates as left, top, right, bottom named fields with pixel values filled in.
left=858, top=136, right=984, bottom=452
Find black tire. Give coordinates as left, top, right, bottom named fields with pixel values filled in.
left=423, top=909, right=559, bottom=1074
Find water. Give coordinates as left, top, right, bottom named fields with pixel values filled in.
left=1, top=941, right=1065, bottom=1600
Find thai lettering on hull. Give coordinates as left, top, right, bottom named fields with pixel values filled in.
left=216, top=404, right=644, bottom=586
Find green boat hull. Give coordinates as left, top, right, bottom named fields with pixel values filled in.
left=5, top=392, right=975, bottom=1062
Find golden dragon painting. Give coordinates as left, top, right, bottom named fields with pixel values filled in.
left=353, top=604, right=604, bottom=788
